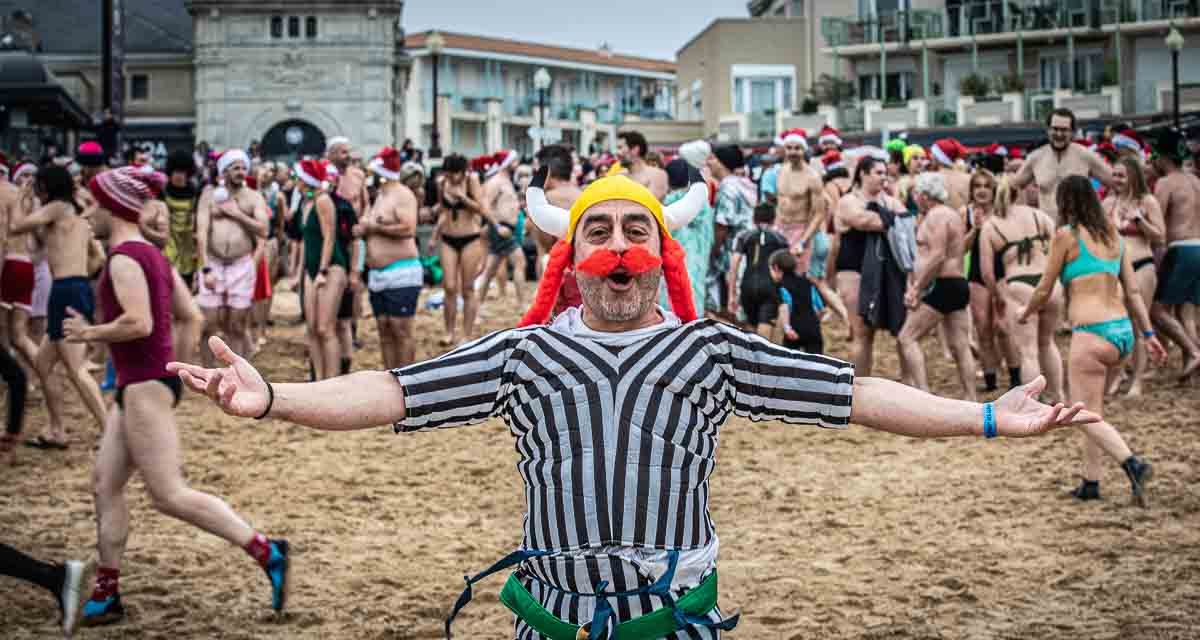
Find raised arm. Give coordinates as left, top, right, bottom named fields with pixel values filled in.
left=1011, top=152, right=1036, bottom=190
left=169, top=336, right=407, bottom=430
left=10, top=202, right=63, bottom=234
left=850, top=375, right=1096, bottom=438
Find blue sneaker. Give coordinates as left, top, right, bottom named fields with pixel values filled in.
left=264, top=539, right=290, bottom=613
left=81, top=593, right=125, bottom=627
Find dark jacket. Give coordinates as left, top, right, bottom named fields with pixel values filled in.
left=857, top=205, right=909, bottom=336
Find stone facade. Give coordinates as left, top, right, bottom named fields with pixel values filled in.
left=188, top=1, right=406, bottom=157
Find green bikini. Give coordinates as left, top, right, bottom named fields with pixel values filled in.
left=1059, top=229, right=1134, bottom=357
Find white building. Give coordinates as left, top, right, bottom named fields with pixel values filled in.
left=402, top=31, right=677, bottom=157
left=189, top=0, right=407, bottom=159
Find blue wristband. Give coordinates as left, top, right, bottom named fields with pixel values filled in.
left=983, top=402, right=997, bottom=439
left=1142, top=329, right=1155, bottom=339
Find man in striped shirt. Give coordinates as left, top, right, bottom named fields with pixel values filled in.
left=171, top=170, right=1101, bottom=640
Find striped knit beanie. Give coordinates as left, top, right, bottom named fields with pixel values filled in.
left=88, top=166, right=166, bottom=223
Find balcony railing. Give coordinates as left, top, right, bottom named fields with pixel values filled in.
left=822, top=0, right=1199, bottom=47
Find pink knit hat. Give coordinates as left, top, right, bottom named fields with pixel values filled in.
left=88, top=166, right=166, bottom=223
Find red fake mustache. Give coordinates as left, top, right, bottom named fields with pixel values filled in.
left=575, top=246, right=663, bottom=278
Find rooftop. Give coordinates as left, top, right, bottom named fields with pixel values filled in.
left=2, top=0, right=192, bottom=55
left=405, top=30, right=676, bottom=74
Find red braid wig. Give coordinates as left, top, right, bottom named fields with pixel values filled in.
left=660, top=235, right=697, bottom=323
left=518, top=234, right=698, bottom=327
left=518, top=239, right=573, bottom=327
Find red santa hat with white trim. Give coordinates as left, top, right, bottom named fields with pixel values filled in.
left=294, top=159, right=333, bottom=190
left=370, top=146, right=403, bottom=181
left=487, top=149, right=519, bottom=177
left=774, top=128, right=808, bottom=149
left=985, top=143, right=1008, bottom=157
left=818, top=125, right=842, bottom=148
left=930, top=138, right=965, bottom=166
left=821, top=150, right=844, bottom=172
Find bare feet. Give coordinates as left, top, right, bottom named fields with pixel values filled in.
left=439, top=334, right=457, bottom=347
left=1181, top=351, right=1200, bottom=381
left=1124, top=384, right=1142, bottom=398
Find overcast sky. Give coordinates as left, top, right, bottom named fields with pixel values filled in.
left=404, top=0, right=752, bottom=61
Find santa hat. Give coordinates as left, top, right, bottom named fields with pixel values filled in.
left=327, top=136, right=351, bottom=149
left=1007, top=147, right=1025, bottom=160
left=88, top=166, right=166, bottom=223
left=1111, top=129, right=1143, bottom=155
left=985, top=143, right=1009, bottom=157
left=818, top=125, right=842, bottom=147
left=294, top=159, right=332, bottom=189
left=77, top=141, right=106, bottom=167
left=12, top=163, right=37, bottom=181
left=521, top=175, right=708, bottom=327
left=820, top=150, right=844, bottom=172
left=369, top=146, right=403, bottom=181
left=217, top=149, right=250, bottom=175
left=487, top=149, right=519, bottom=177
left=930, top=139, right=965, bottom=166
left=775, top=128, right=808, bottom=149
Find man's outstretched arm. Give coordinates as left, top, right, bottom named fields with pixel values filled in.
left=850, top=375, right=1098, bottom=439
left=168, top=336, right=406, bottom=431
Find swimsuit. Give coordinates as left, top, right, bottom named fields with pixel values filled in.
left=835, top=228, right=868, bottom=273
left=0, top=255, right=34, bottom=311
left=992, top=210, right=1049, bottom=286
left=163, top=184, right=199, bottom=276
left=1117, top=205, right=1157, bottom=274
left=1154, top=240, right=1200, bottom=305
left=301, top=198, right=351, bottom=279
left=197, top=254, right=256, bottom=310
left=921, top=277, right=970, bottom=314
left=441, top=233, right=481, bottom=253
left=47, top=277, right=94, bottom=341
left=368, top=256, right=423, bottom=318
left=100, top=241, right=180, bottom=408
left=1060, top=229, right=1133, bottom=357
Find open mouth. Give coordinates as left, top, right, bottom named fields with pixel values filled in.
left=607, top=272, right=632, bottom=285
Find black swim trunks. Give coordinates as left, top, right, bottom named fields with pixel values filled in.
left=922, top=276, right=970, bottom=315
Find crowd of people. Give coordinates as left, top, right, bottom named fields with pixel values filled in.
left=0, top=105, right=1196, bottom=637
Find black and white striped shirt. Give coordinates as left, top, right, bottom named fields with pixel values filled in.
left=392, top=308, right=855, bottom=556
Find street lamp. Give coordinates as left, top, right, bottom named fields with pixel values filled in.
left=1166, top=26, right=1184, bottom=129
left=427, top=30, right=445, bottom=159
left=534, top=67, right=551, bottom=149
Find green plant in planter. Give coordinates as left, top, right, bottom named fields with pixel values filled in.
left=959, top=73, right=991, bottom=99
left=998, top=72, right=1025, bottom=94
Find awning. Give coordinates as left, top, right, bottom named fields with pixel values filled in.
left=0, top=51, right=91, bottom=129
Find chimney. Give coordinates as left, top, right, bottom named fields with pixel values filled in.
left=598, top=41, right=613, bottom=58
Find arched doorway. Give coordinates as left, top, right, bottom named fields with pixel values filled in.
left=260, top=119, right=326, bottom=163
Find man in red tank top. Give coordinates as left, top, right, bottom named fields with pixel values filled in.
left=59, top=167, right=291, bottom=628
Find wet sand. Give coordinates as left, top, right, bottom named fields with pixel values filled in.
left=3, top=288, right=1198, bottom=639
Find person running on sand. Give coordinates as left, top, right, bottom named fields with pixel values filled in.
left=72, top=167, right=289, bottom=627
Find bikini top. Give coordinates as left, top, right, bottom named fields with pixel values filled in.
left=1060, top=227, right=1123, bottom=285
left=993, top=211, right=1049, bottom=268
left=1116, top=201, right=1145, bottom=237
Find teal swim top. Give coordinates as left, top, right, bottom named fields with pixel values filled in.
left=1060, top=228, right=1123, bottom=285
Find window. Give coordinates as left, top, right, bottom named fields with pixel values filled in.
left=306, top=16, right=317, bottom=38
left=130, top=74, right=149, bottom=101
left=288, top=16, right=300, bottom=38
left=790, top=0, right=804, bottom=16
left=859, top=72, right=914, bottom=102
left=270, top=16, right=283, bottom=38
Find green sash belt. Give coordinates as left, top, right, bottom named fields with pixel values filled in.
left=499, top=570, right=724, bottom=640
